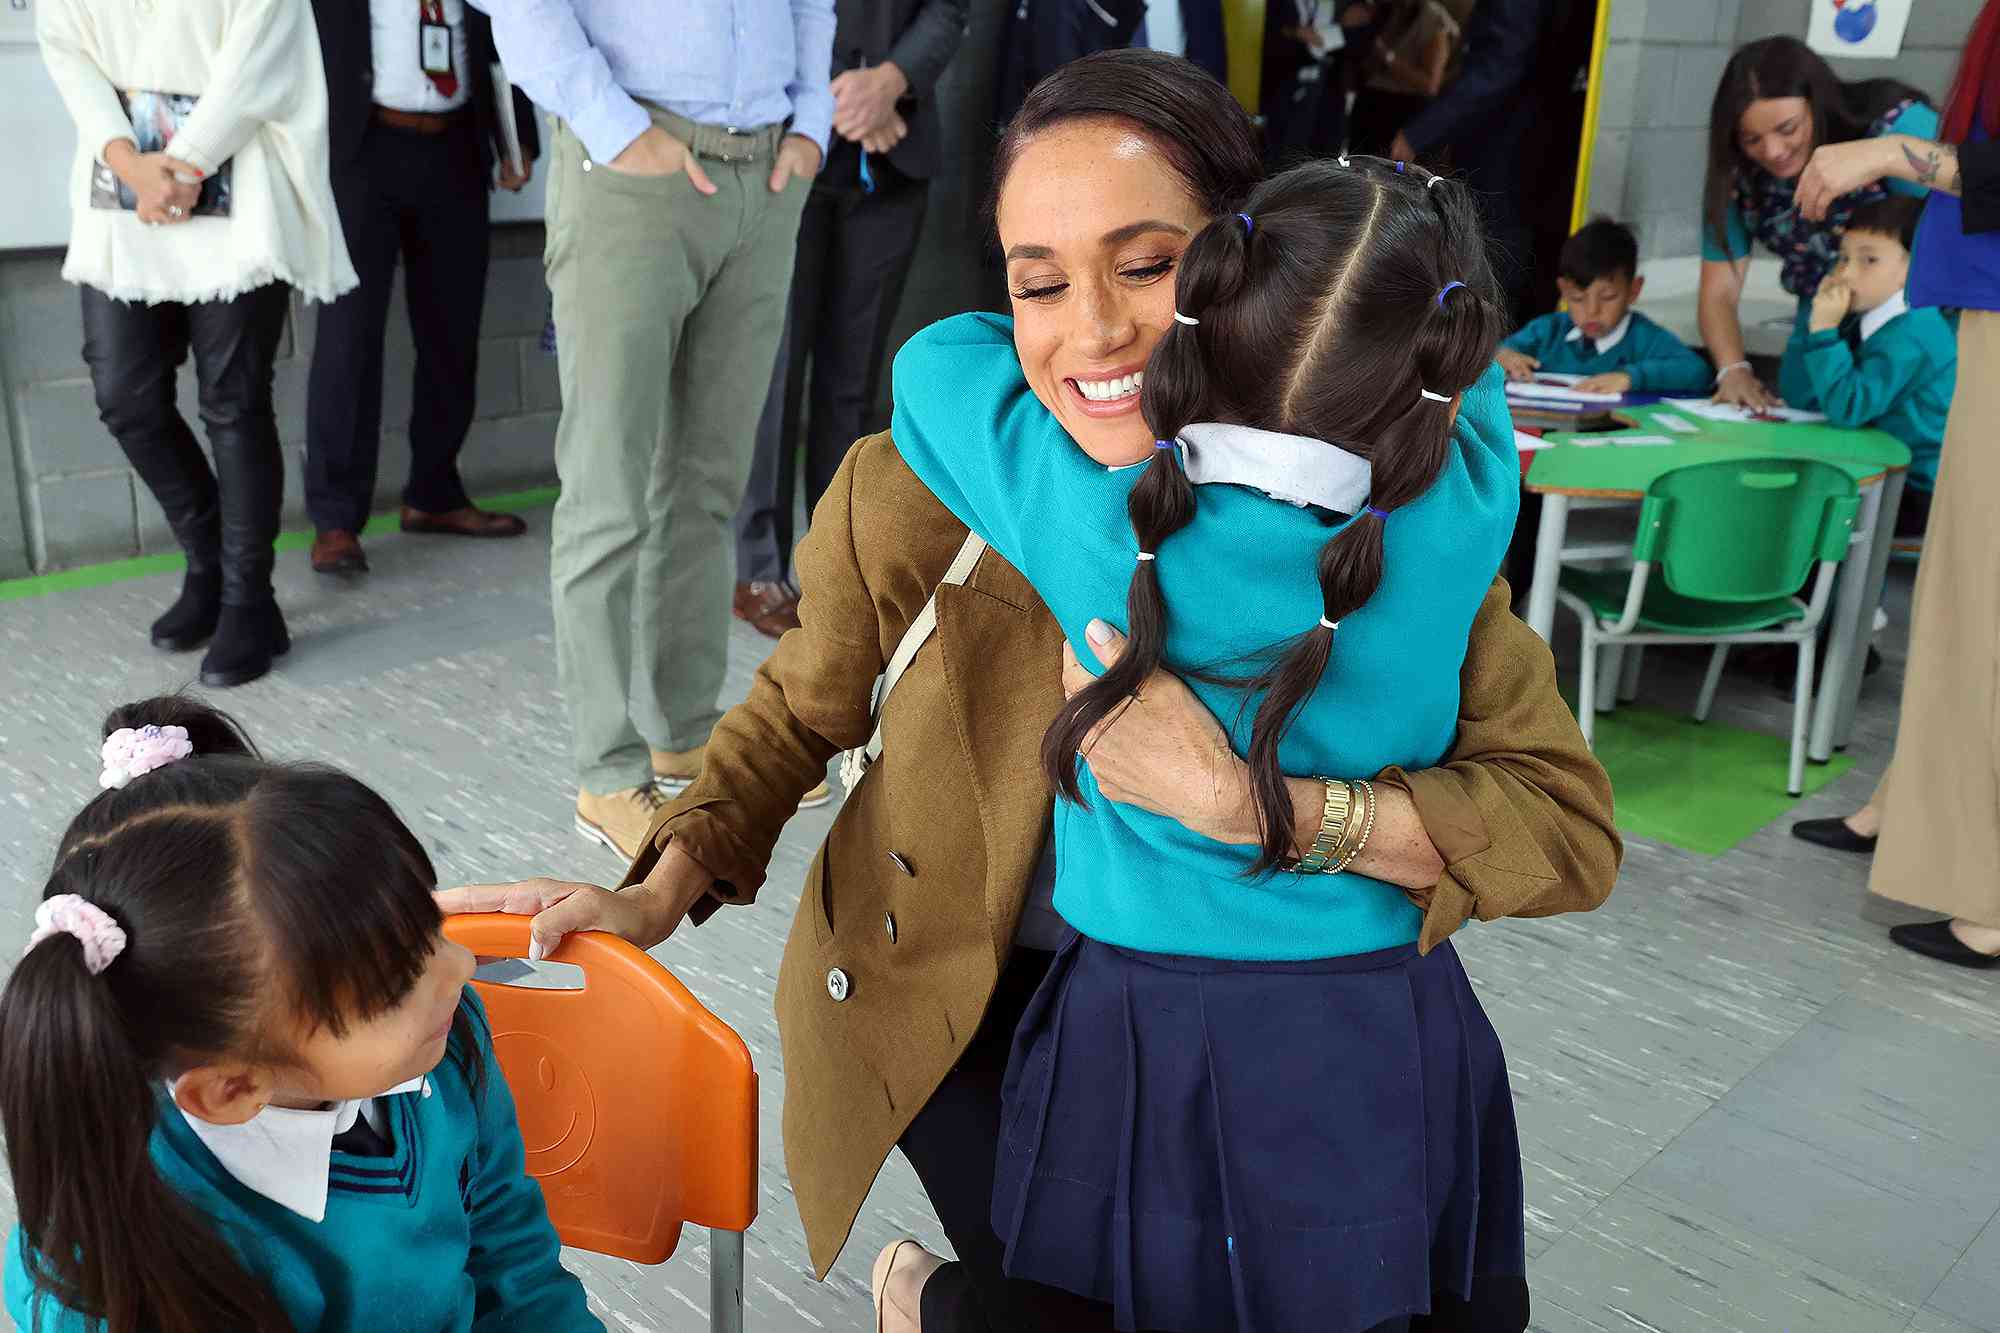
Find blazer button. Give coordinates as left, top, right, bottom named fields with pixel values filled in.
left=887, top=851, right=915, bottom=876
left=884, top=913, right=898, bottom=943
left=581, top=159, right=593, bottom=172
left=826, top=968, right=851, bottom=1002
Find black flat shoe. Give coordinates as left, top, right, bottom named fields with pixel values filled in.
left=1890, top=920, right=2000, bottom=970
left=1791, top=817, right=1878, bottom=854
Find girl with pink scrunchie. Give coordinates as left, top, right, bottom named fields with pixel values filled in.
left=0, top=696, right=599, bottom=1333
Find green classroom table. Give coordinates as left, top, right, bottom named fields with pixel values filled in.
left=1521, top=404, right=1913, bottom=765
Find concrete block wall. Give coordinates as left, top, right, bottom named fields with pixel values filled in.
left=0, top=225, right=558, bottom=577
left=1593, top=0, right=1981, bottom=262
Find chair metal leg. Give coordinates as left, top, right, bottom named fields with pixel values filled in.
left=1695, top=645, right=1729, bottom=722
left=1577, top=626, right=1599, bottom=749
left=711, top=1228, right=745, bottom=1333
left=1790, top=637, right=1815, bottom=797
left=1618, top=646, right=1644, bottom=703
left=1596, top=645, right=1624, bottom=713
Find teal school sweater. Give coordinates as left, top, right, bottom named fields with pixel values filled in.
left=890, top=313, right=1520, bottom=962
left=1502, top=310, right=1712, bottom=395
left=1796, top=305, right=1955, bottom=492
left=5, top=993, right=598, bottom=1333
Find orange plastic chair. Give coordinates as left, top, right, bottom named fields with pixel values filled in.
left=443, top=914, right=758, bottom=1332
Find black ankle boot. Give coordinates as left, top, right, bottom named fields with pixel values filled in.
left=199, top=601, right=291, bottom=688
left=150, top=569, right=224, bottom=652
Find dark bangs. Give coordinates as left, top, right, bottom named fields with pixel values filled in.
left=237, top=767, right=441, bottom=1035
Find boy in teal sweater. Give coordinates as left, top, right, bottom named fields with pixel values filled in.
left=1796, top=197, right=1954, bottom=534
left=1497, top=217, right=1713, bottom=396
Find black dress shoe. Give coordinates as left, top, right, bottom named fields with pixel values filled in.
left=1791, top=817, right=1878, bottom=854
left=1890, top=920, right=2000, bottom=970
left=199, top=601, right=291, bottom=689
left=149, top=569, right=222, bottom=652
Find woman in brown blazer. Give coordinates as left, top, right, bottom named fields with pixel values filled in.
left=443, top=50, right=1619, bottom=1333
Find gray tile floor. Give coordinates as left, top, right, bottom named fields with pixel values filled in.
left=1, top=522, right=1994, bottom=1333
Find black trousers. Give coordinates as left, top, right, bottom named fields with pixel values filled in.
left=80, top=283, right=290, bottom=605
left=903, top=948, right=1528, bottom=1333
left=306, top=115, right=487, bottom=534
left=734, top=148, right=929, bottom=586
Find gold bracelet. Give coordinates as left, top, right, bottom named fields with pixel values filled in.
left=1294, top=778, right=1353, bottom=874
left=1332, top=779, right=1378, bottom=874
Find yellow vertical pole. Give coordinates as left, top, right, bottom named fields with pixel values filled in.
left=1569, top=0, right=1616, bottom=229
left=1222, top=0, right=1268, bottom=114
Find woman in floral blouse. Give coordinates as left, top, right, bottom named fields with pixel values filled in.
left=1697, top=35, right=1936, bottom=410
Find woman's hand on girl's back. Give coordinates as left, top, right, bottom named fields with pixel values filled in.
left=1063, top=622, right=1256, bottom=844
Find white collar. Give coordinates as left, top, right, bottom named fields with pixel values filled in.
left=1565, top=311, right=1632, bottom=353
left=176, top=1075, right=431, bottom=1222
left=1174, top=421, right=1371, bottom=512
left=1859, top=289, right=1909, bottom=343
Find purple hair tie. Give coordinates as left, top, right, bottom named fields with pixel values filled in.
left=1238, top=212, right=1254, bottom=235
left=1365, top=505, right=1390, bottom=520
left=1155, top=439, right=1175, bottom=450
left=1437, top=280, right=1467, bottom=306
left=1394, top=160, right=1406, bottom=172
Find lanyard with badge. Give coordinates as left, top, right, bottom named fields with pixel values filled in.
left=419, top=0, right=459, bottom=97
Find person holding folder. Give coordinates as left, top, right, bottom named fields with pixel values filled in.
left=304, top=0, right=541, bottom=575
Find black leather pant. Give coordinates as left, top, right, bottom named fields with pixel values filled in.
left=80, top=283, right=290, bottom=605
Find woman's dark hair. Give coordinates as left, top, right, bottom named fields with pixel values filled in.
left=1041, top=158, right=1507, bottom=873
left=1704, top=36, right=1930, bottom=252
left=0, top=696, right=468, bottom=1333
left=989, top=48, right=1263, bottom=233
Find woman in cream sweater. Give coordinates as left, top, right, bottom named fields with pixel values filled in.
left=38, top=0, right=355, bottom=687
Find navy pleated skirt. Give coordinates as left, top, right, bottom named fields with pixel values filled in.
left=991, top=931, right=1527, bottom=1333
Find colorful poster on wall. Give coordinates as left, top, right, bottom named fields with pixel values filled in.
left=1807, top=0, right=1913, bottom=60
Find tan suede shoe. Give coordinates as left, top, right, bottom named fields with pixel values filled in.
left=574, top=784, right=668, bottom=859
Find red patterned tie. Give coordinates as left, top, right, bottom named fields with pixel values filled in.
left=422, top=0, right=458, bottom=98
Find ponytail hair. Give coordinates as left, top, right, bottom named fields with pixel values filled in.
left=1039, top=209, right=1253, bottom=804
left=1040, top=159, right=1507, bottom=873
left=2, top=696, right=462, bottom=1333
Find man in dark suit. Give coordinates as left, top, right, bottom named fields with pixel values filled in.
left=731, top=0, right=968, bottom=637
left=305, top=0, right=541, bottom=574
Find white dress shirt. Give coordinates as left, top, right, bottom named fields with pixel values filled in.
left=1565, top=311, right=1632, bottom=354
left=1860, top=289, right=1910, bottom=343
left=371, top=0, right=472, bottom=114
left=176, top=1075, right=432, bottom=1223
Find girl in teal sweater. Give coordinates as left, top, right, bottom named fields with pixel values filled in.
left=2, top=698, right=598, bottom=1333
left=892, top=157, right=1530, bottom=1332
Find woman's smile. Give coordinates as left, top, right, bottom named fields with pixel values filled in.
left=1065, top=366, right=1146, bottom=415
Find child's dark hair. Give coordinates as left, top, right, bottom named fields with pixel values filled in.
left=0, top=696, right=471, bottom=1333
left=1846, top=196, right=1924, bottom=252
left=1041, top=158, right=1507, bottom=873
left=1559, top=216, right=1640, bottom=287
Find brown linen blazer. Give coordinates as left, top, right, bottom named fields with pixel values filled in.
left=624, top=431, right=1619, bottom=1280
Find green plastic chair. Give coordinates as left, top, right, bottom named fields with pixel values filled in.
left=1556, top=458, right=1861, bottom=796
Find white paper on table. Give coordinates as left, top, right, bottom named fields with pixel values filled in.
left=1506, top=372, right=1623, bottom=404
left=491, top=63, right=525, bottom=177
left=1514, top=429, right=1554, bottom=453
left=1612, top=435, right=1675, bottom=447
left=1654, top=414, right=1700, bottom=434
left=1663, top=398, right=1829, bottom=425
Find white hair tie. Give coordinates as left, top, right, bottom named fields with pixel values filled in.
left=1172, top=312, right=1199, bottom=326
left=1319, top=617, right=1339, bottom=631
left=26, top=896, right=128, bottom=975
left=1425, top=175, right=1444, bottom=189
left=1135, top=552, right=1157, bottom=562
left=1418, top=388, right=1452, bottom=403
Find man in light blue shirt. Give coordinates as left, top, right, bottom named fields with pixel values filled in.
left=479, top=0, right=836, bottom=853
